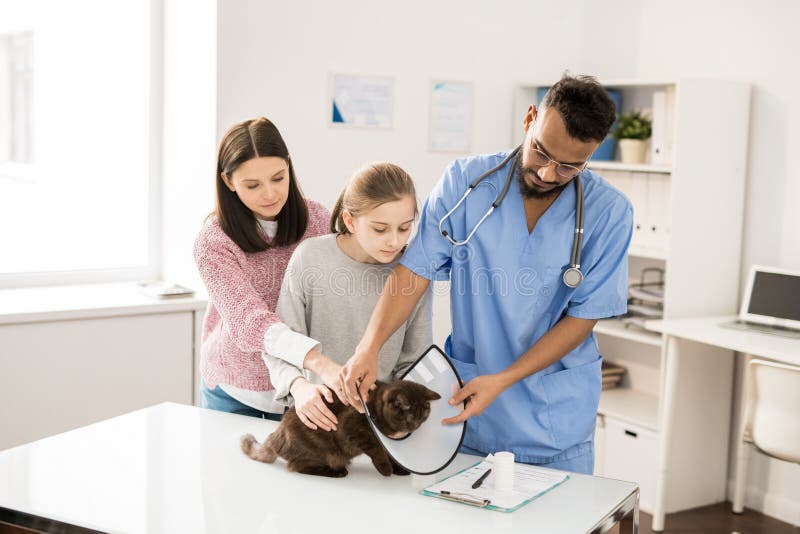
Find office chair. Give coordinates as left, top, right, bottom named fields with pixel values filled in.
left=732, top=358, right=800, bottom=517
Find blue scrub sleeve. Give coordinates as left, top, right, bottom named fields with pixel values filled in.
left=567, top=202, right=633, bottom=320
left=400, top=161, right=467, bottom=281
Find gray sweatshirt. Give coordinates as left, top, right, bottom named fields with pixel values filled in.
left=263, top=234, right=433, bottom=405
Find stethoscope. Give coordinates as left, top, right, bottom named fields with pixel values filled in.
left=438, top=145, right=585, bottom=288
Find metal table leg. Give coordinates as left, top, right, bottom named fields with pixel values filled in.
left=588, top=487, right=640, bottom=533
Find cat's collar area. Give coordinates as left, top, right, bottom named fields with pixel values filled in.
left=356, top=386, right=413, bottom=441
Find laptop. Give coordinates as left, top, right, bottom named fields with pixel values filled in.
left=722, top=265, right=800, bottom=338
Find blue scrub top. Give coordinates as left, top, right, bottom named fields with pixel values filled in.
left=401, top=150, right=633, bottom=463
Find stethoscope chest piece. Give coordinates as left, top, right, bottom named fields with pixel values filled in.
left=562, top=266, right=584, bottom=288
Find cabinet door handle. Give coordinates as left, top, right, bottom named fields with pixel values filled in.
left=624, top=429, right=638, bottom=438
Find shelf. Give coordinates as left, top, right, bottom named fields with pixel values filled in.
left=594, top=318, right=663, bottom=347
left=628, top=245, right=669, bottom=261
left=523, top=79, right=676, bottom=89
left=587, top=161, right=672, bottom=174
left=598, top=388, right=659, bottom=431
left=600, top=79, right=676, bottom=88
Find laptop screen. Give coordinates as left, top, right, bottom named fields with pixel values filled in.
left=747, top=271, right=800, bottom=321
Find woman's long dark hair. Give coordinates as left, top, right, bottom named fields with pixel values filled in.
left=214, top=117, right=308, bottom=252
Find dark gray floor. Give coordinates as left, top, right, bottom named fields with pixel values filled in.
left=619, top=501, right=798, bottom=533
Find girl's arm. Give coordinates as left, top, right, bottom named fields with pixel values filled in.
left=340, top=265, right=431, bottom=410
left=266, top=245, right=346, bottom=397
left=392, top=285, right=434, bottom=379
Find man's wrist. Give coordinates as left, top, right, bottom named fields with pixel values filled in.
left=495, top=369, right=518, bottom=391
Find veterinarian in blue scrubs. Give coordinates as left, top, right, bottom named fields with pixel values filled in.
left=339, top=73, right=633, bottom=474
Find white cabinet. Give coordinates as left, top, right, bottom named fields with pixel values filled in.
left=516, top=79, right=750, bottom=516
left=0, top=284, right=207, bottom=450
left=604, top=417, right=659, bottom=512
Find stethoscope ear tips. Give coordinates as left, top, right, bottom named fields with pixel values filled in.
left=562, top=267, right=583, bottom=288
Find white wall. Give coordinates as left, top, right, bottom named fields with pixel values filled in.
left=164, top=0, right=799, bottom=524
left=216, top=0, right=588, bottom=208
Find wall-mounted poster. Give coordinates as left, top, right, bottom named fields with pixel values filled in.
left=330, top=74, right=393, bottom=129
left=429, top=81, right=473, bottom=153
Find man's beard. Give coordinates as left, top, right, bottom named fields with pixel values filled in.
left=515, top=152, right=568, bottom=200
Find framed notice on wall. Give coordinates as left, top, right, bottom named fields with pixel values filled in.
left=329, top=74, right=394, bottom=129
left=429, top=81, right=473, bottom=153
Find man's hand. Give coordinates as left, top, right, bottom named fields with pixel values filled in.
left=441, top=374, right=509, bottom=425
left=338, top=345, right=379, bottom=413
left=289, top=378, right=338, bottom=432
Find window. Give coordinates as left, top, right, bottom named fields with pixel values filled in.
left=0, top=31, right=32, bottom=165
left=0, top=1, right=159, bottom=286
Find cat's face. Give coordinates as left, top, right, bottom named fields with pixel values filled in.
left=374, top=381, right=441, bottom=436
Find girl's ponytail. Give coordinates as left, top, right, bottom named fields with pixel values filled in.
left=330, top=187, right=348, bottom=234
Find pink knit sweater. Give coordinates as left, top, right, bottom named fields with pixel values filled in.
left=194, top=199, right=331, bottom=390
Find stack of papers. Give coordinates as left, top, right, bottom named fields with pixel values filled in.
left=422, top=455, right=569, bottom=512
left=602, top=360, right=627, bottom=390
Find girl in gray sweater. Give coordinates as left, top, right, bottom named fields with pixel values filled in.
left=263, top=163, right=433, bottom=431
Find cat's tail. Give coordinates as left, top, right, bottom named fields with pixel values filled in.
left=240, top=433, right=277, bottom=463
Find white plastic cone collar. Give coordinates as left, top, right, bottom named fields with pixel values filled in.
left=359, top=345, right=466, bottom=475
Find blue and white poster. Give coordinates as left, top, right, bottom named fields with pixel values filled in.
left=429, top=81, right=473, bottom=153
left=330, top=74, right=393, bottom=129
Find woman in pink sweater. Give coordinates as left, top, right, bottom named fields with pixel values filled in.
left=194, top=117, right=330, bottom=419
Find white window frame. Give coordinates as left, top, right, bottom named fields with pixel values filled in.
left=0, top=0, right=164, bottom=289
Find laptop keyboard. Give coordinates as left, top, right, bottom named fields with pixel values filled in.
left=721, top=320, right=800, bottom=339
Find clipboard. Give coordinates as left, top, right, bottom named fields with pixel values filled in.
left=421, top=456, right=569, bottom=513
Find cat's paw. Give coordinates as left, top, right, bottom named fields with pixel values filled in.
left=391, top=464, right=411, bottom=476
left=373, top=460, right=393, bottom=477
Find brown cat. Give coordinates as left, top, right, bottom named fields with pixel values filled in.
left=241, top=380, right=440, bottom=477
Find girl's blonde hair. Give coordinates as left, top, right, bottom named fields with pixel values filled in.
left=330, top=162, right=418, bottom=234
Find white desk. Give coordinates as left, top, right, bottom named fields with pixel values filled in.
left=646, top=315, right=800, bottom=531
left=0, top=403, right=639, bottom=534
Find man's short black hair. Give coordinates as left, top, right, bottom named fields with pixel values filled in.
left=541, top=73, right=616, bottom=143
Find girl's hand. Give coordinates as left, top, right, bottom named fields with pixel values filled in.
left=302, top=350, right=346, bottom=405
left=316, top=360, right=347, bottom=405
left=289, top=378, right=338, bottom=431
left=339, top=347, right=379, bottom=413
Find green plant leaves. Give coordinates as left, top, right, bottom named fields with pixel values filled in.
left=614, top=110, right=652, bottom=140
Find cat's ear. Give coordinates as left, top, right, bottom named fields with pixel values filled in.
left=393, top=392, right=411, bottom=412
left=424, top=388, right=441, bottom=401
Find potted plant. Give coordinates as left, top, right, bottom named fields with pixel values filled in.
left=614, top=110, right=652, bottom=164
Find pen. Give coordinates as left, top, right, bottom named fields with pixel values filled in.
left=438, top=491, right=491, bottom=507
left=471, top=468, right=492, bottom=489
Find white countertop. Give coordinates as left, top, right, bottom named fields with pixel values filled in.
left=0, top=403, right=638, bottom=534
left=0, top=283, right=207, bottom=325
left=647, top=315, right=800, bottom=365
